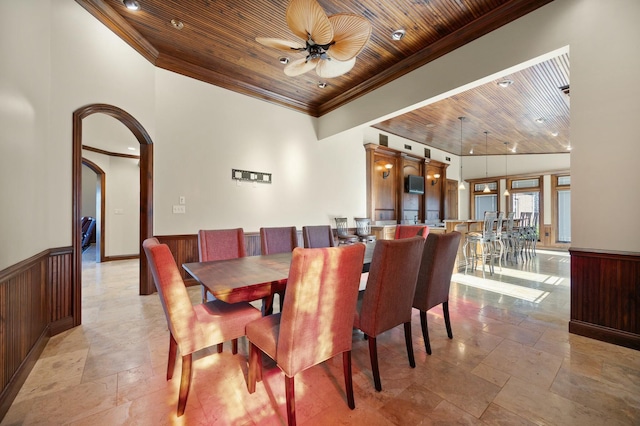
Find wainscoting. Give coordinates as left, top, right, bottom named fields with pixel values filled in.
left=0, top=247, right=73, bottom=419
left=570, top=248, right=640, bottom=350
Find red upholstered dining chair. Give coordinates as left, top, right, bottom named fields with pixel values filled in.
left=413, top=231, right=462, bottom=355
left=197, top=228, right=246, bottom=353
left=354, top=237, right=425, bottom=391
left=246, top=244, right=366, bottom=426
left=142, top=238, right=261, bottom=417
left=395, top=224, right=429, bottom=239
left=260, top=226, right=298, bottom=313
left=302, top=225, right=336, bottom=248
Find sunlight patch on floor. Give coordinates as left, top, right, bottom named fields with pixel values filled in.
left=452, top=273, right=550, bottom=303
left=495, top=268, right=564, bottom=286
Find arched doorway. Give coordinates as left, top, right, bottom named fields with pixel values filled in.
left=72, top=103, right=154, bottom=327
left=81, top=158, right=105, bottom=262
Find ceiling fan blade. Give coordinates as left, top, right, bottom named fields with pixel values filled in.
left=284, top=57, right=319, bottom=76
left=327, top=14, right=372, bottom=62
left=286, top=0, right=333, bottom=45
left=315, top=57, right=356, bottom=78
left=256, top=37, right=305, bottom=51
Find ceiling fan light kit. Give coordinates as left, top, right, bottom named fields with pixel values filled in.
left=256, top=0, right=372, bottom=78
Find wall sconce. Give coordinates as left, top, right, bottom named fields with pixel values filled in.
left=382, top=163, right=393, bottom=179
left=431, top=173, right=440, bottom=186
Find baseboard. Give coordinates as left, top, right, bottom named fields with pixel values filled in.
left=0, top=325, right=50, bottom=421
left=49, top=316, right=75, bottom=337
left=569, top=320, right=640, bottom=351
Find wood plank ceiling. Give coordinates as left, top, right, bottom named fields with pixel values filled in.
left=76, top=0, right=569, bottom=155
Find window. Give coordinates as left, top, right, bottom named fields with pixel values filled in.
left=474, top=194, right=497, bottom=220
left=471, top=180, right=498, bottom=219
left=553, top=174, right=571, bottom=244
left=510, top=177, right=541, bottom=239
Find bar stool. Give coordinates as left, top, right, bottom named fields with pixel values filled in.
left=463, top=211, right=497, bottom=278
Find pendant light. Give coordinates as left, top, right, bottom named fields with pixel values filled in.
left=483, top=131, right=490, bottom=193
left=458, top=116, right=466, bottom=190
left=503, top=141, right=510, bottom=196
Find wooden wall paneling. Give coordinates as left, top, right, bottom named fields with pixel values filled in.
left=445, top=179, right=459, bottom=219
left=372, top=150, right=398, bottom=222
left=48, top=248, right=74, bottom=335
left=0, top=251, right=51, bottom=420
left=569, top=249, right=640, bottom=350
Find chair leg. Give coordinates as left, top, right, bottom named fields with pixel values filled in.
left=367, top=336, right=382, bottom=391
left=443, top=302, right=453, bottom=339
left=285, top=375, right=296, bottom=426
left=419, top=310, right=432, bottom=355
left=232, top=339, right=238, bottom=355
left=404, top=322, right=415, bottom=368
left=177, top=354, right=192, bottom=417
left=342, top=351, right=355, bottom=409
left=167, top=333, right=178, bottom=380
left=247, top=342, right=263, bottom=394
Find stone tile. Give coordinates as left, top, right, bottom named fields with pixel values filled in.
left=493, top=376, right=621, bottom=426
left=481, top=339, right=563, bottom=389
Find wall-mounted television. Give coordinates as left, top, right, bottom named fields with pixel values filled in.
left=405, top=174, right=425, bottom=194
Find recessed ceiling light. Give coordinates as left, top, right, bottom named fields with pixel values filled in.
left=567, top=145, right=572, bottom=151
left=551, top=131, right=559, bottom=137
left=127, top=147, right=136, bottom=151
left=279, top=57, right=290, bottom=64
left=469, top=147, right=474, bottom=154
left=511, top=147, right=517, bottom=153
left=123, top=0, right=140, bottom=11
left=425, top=123, right=435, bottom=128
left=391, top=29, right=406, bottom=41
left=497, top=79, right=513, bottom=88
left=535, top=117, right=545, bottom=124
left=318, top=82, right=327, bottom=88
left=170, top=19, right=184, bottom=30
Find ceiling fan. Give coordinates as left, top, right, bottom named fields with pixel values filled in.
left=256, top=0, right=372, bottom=78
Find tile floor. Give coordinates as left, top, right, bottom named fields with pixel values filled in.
left=2, top=247, right=639, bottom=425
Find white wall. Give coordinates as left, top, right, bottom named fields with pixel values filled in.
left=0, top=1, right=51, bottom=268
left=154, top=69, right=366, bottom=235
left=82, top=149, right=140, bottom=256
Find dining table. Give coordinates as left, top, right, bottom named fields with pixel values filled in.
left=183, top=243, right=376, bottom=314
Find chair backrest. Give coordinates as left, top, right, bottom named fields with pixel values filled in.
left=482, top=211, right=498, bottom=237
left=354, top=218, right=372, bottom=237
left=505, top=211, right=515, bottom=233
left=198, top=228, right=246, bottom=262
left=260, top=226, right=298, bottom=255
left=277, top=244, right=366, bottom=377
left=302, top=225, right=336, bottom=248
left=519, top=212, right=531, bottom=229
left=335, top=217, right=350, bottom=237
left=495, top=212, right=505, bottom=237
left=359, top=237, right=425, bottom=336
left=143, top=238, right=205, bottom=355
left=413, top=232, right=462, bottom=312
left=394, top=225, right=429, bottom=239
